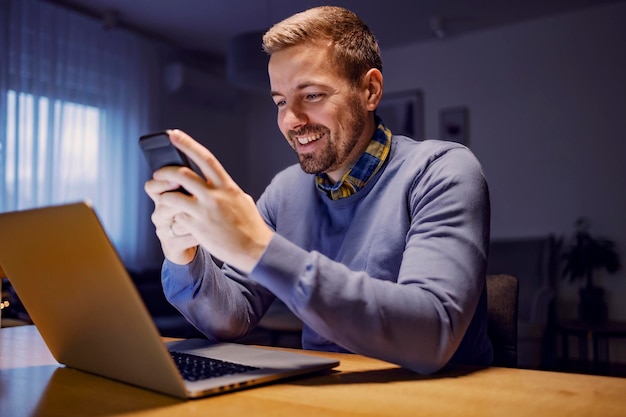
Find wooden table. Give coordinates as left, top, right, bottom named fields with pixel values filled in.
left=1, top=325, right=625, bottom=416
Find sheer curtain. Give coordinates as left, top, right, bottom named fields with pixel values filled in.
left=0, top=0, right=163, bottom=270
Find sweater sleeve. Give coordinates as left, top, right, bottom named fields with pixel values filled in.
left=249, top=147, right=491, bottom=374
left=162, top=248, right=276, bottom=341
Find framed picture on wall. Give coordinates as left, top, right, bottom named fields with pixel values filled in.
left=440, top=106, right=469, bottom=146
left=376, top=90, right=424, bottom=140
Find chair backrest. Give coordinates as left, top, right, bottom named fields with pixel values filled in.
left=486, top=274, right=519, bottom=367
left=486, top=237, right=559, bottom=324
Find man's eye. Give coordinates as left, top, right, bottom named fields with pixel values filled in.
left=275, top=99, right=286, bottom=107
left=305, top=93, right=323, bottom=101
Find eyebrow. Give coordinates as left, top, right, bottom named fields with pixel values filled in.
left=270, top=82, right=322, bottom=98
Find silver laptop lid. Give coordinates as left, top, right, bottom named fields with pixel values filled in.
left=0, top=201, right=338, bottom=399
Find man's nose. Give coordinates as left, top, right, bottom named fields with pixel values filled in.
left=283, top=104, right=308, bottom=130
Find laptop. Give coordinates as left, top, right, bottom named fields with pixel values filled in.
left=0, top=201, right=338, bottom=399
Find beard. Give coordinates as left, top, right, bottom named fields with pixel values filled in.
left=289, top=94, right=367, bottom=175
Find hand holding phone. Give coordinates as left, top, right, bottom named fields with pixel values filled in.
left=139, top=131, right=193, bottom=195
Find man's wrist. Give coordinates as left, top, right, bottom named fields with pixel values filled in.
left=240, top=229, right=275, bottom=274
left=164, top=246, right=198, bottom=265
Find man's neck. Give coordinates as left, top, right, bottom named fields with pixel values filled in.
left=314, top=115, right=392, bottom=201
left=324, top=117, right=377, bottom=183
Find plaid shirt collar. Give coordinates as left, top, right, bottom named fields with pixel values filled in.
left=315, top=118, right=392, bottom=200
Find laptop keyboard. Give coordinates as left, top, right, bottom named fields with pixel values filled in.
left=170, top=351, right=260, bottom=381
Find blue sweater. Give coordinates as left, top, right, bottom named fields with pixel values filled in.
left=163, top=136, right=493, bottom=374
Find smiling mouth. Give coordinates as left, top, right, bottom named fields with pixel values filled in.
left=296, top=132, right=324, bottom=145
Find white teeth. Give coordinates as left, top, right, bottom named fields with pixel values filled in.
left=297, top=133, right=323, bottom=145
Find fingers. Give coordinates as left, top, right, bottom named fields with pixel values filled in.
left=144, top=177, right=181, bottom=201
left=167, top=129, right=231, bottom=189
left=159, top=227, right=199, bottom=265
left=149, top=197, right=199, bottom=265
left=160, top=215, right=193, bottom=241
left=145, top=176, right=192, bottom=239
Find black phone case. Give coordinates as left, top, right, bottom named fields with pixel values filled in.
left=139, top=131, right=192, bottom=195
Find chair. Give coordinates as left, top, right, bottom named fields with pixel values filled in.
left=487, top=236, right=560, bottom=368
left=486, top=274, right=519, bottom=367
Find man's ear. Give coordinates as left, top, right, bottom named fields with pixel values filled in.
left=363, top=68, right=383, bottom=111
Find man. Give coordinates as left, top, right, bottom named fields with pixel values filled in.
left=145, top=6, right=492, bottom=374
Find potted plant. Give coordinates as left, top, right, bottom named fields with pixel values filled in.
left=562, top=217, right=621, bottom=323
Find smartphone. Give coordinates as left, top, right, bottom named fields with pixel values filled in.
left=139, top=131, right=192, bottom=194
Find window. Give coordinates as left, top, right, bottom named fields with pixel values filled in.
left=3, top=90, right=101, bottom=209
left=1, top=0, right=163, bottom=269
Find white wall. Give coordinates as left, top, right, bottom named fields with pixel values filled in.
left=242, top=2, right=626, bottom=361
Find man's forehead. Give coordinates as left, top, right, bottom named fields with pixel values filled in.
left=268, top=43, right=342, bottom=92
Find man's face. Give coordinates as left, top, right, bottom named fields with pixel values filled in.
left=268, top=42, right=370, bottom=182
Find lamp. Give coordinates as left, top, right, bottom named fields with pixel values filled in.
left=226, top=30, right=270, bottom=92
